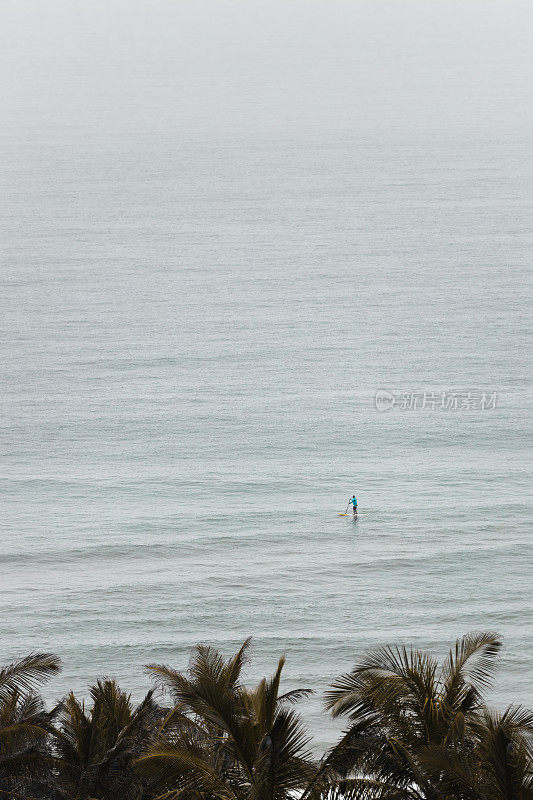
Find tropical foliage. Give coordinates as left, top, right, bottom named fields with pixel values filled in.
left=0, top=653, right=60, bottom=799
left=0, top=634, right=530, bottom=800
left=51, top=680, right=163, bottom=800
left=138, top=638, right=315, bottom=800
left=315, top=632, right=532, bottom=799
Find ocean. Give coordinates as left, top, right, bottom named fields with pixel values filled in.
left=1, top=0, right=531, bottom=749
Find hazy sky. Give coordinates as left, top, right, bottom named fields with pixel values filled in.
left=2, top=1, right=532, bottom=136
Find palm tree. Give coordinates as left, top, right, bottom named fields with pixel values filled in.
left=475, top=705, right=533, bottom=799
left=314, top=632, right=504, bottom=799
left=0, top=652, right=61, bottom=799
left=138, top=639, right=316, bottom=800
left=51, top=679, right=162, bottom=800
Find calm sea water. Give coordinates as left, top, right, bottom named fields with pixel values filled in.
left=1, top=1, right=531, bottom=748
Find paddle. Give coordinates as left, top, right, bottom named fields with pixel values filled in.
left=337, top=501, right=350, bottom=516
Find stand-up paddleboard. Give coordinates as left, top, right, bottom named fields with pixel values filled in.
left=337, top=512, right=364, bottom=516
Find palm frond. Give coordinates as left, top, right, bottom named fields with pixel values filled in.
left=138, top=740, right=239, bottom=800
left=148, top=645, right=258, bottom=777
left=225, top=638, right=252, bottom=689
left=440, top=631, right=502, bottom=707
left=253, top=655, right=285, bottom=734
left=325, top=644, right=438, bottom=724
left=324, top=776, right=417, bottom=800
left=0, top=654, right=61, bottom=704
left=250, top=707, right=314, bottom=800
left=277, top=688, right=314, bottom=706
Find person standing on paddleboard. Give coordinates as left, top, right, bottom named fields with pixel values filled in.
left=349, top=495, right=357, bottom=516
